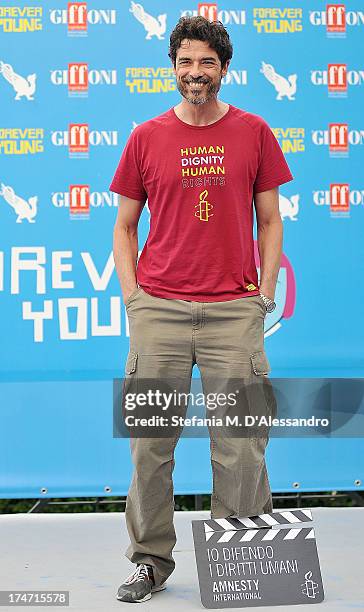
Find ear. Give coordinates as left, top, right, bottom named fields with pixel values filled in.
left=221, top=60, right=230, bottom=77
left=169, top=52, right=176, bottom=75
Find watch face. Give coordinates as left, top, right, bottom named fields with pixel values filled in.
left=266, top=302, right=276, bottom=313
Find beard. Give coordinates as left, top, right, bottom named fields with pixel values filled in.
left=176, top=75, right=222, bottom=106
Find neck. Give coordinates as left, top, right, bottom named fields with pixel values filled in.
left=173, top=98, right=229, bottom=126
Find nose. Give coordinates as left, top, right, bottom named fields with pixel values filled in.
left=187, top=62, right=205, bottom=79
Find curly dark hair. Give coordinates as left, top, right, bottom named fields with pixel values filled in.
left=168, top=16, right=233, bottom=69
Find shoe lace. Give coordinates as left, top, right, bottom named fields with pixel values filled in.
left=124, top=563, right=152, bottom=585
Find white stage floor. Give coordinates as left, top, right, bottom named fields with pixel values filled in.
left=0, top=507, right=362, bottom=611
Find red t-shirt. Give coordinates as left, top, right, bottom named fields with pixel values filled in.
left=109, top=104, right=294, bottom=302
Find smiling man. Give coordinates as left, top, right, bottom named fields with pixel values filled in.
left=110, top=16, right=294, bottom=603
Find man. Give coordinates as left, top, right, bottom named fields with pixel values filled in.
left=110, top=16, right=293, bottom=603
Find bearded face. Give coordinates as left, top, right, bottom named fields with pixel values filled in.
left=176, top=73, right=223, bottom=106
left=174, top=39, right=228, bottom=106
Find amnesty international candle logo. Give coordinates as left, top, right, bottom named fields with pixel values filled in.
left=301, top=571, right=319, bottom=598
left=195, top=190, right=213, bottom=222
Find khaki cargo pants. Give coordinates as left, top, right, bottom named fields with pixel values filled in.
left=122, top=286, right=277, bottom=587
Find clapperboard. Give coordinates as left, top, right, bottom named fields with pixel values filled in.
left=192, top=509, right=324, bottom=608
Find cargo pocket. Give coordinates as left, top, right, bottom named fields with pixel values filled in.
left=250, top=350, right=270, bottom=376
left=122, top=351, right=138, bottom=428
left=125, top=350, right=138, bottom=374
left=249, top=350, right=277, bottom=432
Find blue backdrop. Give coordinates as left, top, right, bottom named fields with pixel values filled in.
left=1, top=1, right=363, bottom=498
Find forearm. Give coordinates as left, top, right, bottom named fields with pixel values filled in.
left=113, top=225, right=139, bottom=301
left=257, top=218, right=283, bottom=300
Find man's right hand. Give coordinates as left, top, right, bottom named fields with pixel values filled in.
left=123, top=286, right=139, bottom=305
left=112, top=193, right=145, bottom=307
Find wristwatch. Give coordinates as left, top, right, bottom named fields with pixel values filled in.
left=259, top=292, right=276, bottom=313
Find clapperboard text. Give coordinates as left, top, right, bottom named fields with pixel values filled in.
left=192, top=509, right=324, bottom=606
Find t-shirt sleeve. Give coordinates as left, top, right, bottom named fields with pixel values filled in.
left=109, top=128, right=147, bottom=200
left=253, top=120, right=294, bottom=194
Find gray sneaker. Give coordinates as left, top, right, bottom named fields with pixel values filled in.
left=116, top=563, right=167, bottom=603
